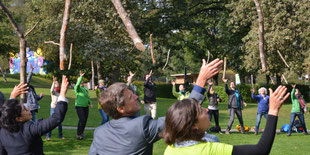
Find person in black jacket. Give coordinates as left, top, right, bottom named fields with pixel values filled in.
left=143, top=70, right=157, bottom=119
left=207, top=80, right=222, bottom=133
left=222, top=78, right=247, bottom=134
left=0, top=75, right=69, bottom=155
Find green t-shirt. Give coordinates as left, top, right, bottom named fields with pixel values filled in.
left=164, top=142, right=233, bottom=155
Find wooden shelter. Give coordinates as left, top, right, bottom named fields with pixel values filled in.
left=170, top=73, right=198, bottom=84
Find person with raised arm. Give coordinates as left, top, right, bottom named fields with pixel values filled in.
left=162, top=83, right=290, bottom=155
left=46, top=76, right=65, bottom=141
left=95, top=79, right=109, bottom=125
left=89, top=59, right=223, bottom=155
left=26, top=63, right=44, bottom=123
left=251, top=87, right=269, bottom=135
left=287, top=84, right=308, bottom=136
left=222, top=78, right=247, bottom=134
left=0, top=75, right=69, bottom=154
left=171, top=80, right=190, bottom=100
left=75, top=71, right=93, bottom=140
left=206, top=80, right=222, bottom=133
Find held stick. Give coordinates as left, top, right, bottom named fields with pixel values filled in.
left=277, top=50, right=290, bottom=68
left=150, top=34, right=155, bottom=64
left=251, top=74, right=254, bottom=89
left=222, top=57, right=227, bottom=79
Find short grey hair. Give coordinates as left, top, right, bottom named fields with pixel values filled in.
left=258, top=87, right=267, bottom=94
left=99, top=82, right=127, bottom=119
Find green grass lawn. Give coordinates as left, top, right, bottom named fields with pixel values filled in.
left=1, top=74, right=310, bottom=155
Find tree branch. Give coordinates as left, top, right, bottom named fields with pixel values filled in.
left=44, top=41, right=60, bottom=46
left=25, top=20, right=41, bottom=37
left=162, top=49, right=171, bottom=71
left=0, top=1, right=24, bottom=39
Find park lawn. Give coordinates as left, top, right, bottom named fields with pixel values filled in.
left=1, top=74, right=310, bottom=154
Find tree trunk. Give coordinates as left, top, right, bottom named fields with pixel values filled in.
left=276, top=74, right=281, bottom=85
left=266, top=74, right=270, bottom=85
left=91, top=60, right=95, bottom=90
left=212, top=73, right=219, bottom=86
left=0, top=65, right=7, bottom=83
left=59, top=0, right=71, bottom=70
left=111, top=63, right=120, bottom=84
left=254, top=0, right=267, bottom=72
left=111, top=0, right=145, bottom=52
left=20, top=39, right=27, bottom=103
left=96, top=61, right=102, bottom=81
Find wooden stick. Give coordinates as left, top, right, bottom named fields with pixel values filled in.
left=68, top=43, right=73, bottom=70
left=270, top=76, right=275, bottom=84
left=25, top=20, right=41, bottom=37
left=206, top=50, right=210, bottom=64
left=251, top=74, right=254, bottom=89
left=44, top=41, right=60, bottom=46
left=59, top=0, right=71, bottom=70
left=150, top=34, right=155, bottom=64
left=222, top=57, right=227, bottom=79
left=111, top=0, right=145, bottom=52
left=254, top=0, right=267, bottom=72
left=162, top=49, right=171, bottom=71
left=282, top=74, right=288, bottom=84
left=277, top=50, right=290, bottom=68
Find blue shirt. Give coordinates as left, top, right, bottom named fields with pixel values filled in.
left=252, top=93, right=269, bottom=113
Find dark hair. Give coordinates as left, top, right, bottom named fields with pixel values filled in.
left=161, top=99, right=205, bottom=145
left=99, top=83, right=127, bottom=119
left=0, top=99, right=22, bottom=132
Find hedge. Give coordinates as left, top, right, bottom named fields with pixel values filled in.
left=133, top=82, right=310, bottom=103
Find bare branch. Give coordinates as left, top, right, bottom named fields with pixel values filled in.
left=68, top=43, right=73, bottom=70
left=150, top=34, right=155, bottom=64
left=222, top=57, right=227, bottom=79
left=277, top=50, right=290, bottom=68
left=282, top=74, right=288, bottom=84
left=162, top=49, right=171, bottom=71
left=251, top=74, right=254, bottom=89
left=0, top=1, right=24, bottom=39
left=44, top=41, right=60, bottom=46
left=254, top=0, right=267, bottom=72
left=25, top=20, right=41, bottom=37
left=111, top=0, right=145, bottom=52
left=206, top=50, right=210, bottom=64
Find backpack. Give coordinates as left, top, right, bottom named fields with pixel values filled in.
left=281, top=124, right=290, bottom=133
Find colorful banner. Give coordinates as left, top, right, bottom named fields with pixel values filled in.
left=9, top=47, right=48, bottom=75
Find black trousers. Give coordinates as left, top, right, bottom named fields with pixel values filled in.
left=208, top=109, right=220, bottom=127
left=75, top=106, right=89, bottom=135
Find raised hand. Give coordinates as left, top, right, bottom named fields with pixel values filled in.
left=60, top=75, right=69, bottom=98
left=291, top=84, right=296, bottom=88
left=268, top=85, right=290, bottom=116
left=30, top=64, right=35, bottom=72
left=196, top=59, right=223, bottom=87
left=10, top=83, right=29, bottom=99
left=52, top=76, right=56, bottom=82
left=222, top=78, right=228, bottom=83
left=79, top=70, right=85, bottom=77
left=40, top=92, right=44, bottom=98
left=127, top=71, right=135, bottom=83
left=250, top=89, right=255, bottom=93
left=171, top=80, right=176, bottom=86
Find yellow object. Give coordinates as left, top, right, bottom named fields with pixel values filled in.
left=236, top=125, right=250, bottom=131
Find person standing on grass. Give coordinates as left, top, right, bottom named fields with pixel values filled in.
left=46, top=76, right=64, bottom=141
left=88, top=59, right=223, bottom=155
left=75, top=71, right=93, bottom=140
left=26, top=63, right=44, bottom=123
left=287, top=84, right=308, bottom=136
left=162, top=85, right=290, bottom=155
left=127, top=71, right=144, bottom=116
left=171, top=80, right=190, bottom=100
left=206, top=80, right=222, bottom=133
left=0, top=75, right=69, bottom=155
left=143, top=70, right=157, bottom=119
left=251, top=87, right=269, bottom=135
left=222, top=78, right=247, bottom=134
left=95, top=79, right=109, bottom=125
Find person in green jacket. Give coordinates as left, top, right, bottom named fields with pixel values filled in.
left=287, top=84, right=308, bottom=136
left=75, top=71, right=93, bottom=140
left=95, top=80, right=108, bottom=125
left=171, top=80, right=190, bottom=100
